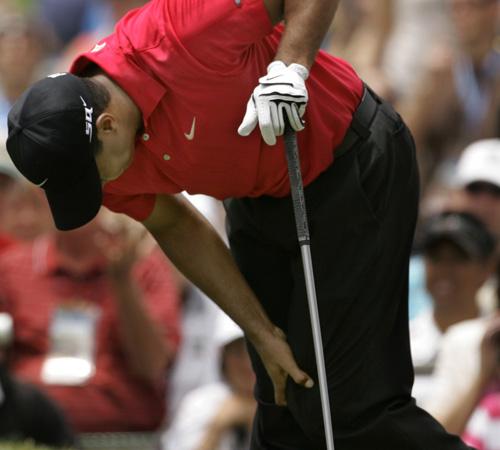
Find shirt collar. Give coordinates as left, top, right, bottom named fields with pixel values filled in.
left=70, top=39, right=167, bottom=125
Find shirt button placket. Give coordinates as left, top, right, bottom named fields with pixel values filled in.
left=141, top=132, right=171, bottom=162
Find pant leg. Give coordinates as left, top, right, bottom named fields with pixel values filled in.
left=225, top=96, right=475, bottom=450
left=224, top=197, right=316, bottom=449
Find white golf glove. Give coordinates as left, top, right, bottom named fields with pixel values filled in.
left=238, top=61, right=309, bottom=146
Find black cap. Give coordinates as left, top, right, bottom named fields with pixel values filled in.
left=421, top=211, right=496, bottom=260
left=6, top=73, right=101, bottom=231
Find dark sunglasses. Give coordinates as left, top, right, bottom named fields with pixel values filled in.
left=466, top=181, right=500, bottom=197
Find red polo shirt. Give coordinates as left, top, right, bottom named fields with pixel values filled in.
left=70, top=0, right=363, bottom=221
left=0, top=238, right=181, bottom=432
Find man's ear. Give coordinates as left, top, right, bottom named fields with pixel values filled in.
left=96, top=113, right=115, bottom=135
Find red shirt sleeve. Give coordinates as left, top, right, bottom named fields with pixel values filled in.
left=103, top=192, right=156, bottom=223
left=159, top=0, right=274, bottom=70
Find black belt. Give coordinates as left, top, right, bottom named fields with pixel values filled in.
left=334, top=85, right=378, bottom=159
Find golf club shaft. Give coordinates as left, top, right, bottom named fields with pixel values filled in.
left=283, top=128, right=335, bottom=450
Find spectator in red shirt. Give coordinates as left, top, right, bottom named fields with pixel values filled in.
left=0, top=210, right=181, bottom=432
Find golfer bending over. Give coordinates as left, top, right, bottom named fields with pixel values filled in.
left=5, top=1, right=474, bottom=449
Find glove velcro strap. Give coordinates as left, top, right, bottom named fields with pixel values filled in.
left=267, top=61, right=309, bottom=81
left=288, top=63, right=309, bottom=80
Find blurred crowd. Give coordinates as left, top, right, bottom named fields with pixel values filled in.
left=0, top=0, right=497, bottom=449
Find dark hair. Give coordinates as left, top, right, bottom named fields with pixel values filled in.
left=80, top=73, right=111, bottom=156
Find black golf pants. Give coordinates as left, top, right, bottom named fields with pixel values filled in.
left=224, top=89, right=475, bottom=450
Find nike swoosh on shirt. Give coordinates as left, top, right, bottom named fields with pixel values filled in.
left=91, top=42, right=106, bottom=53
left=184, top=117, right=196, bottom=141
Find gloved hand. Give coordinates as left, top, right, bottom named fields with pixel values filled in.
left=238, top=61, right=309, bottom=146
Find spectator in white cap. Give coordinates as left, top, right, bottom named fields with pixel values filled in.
left=454, top=139, right=500, bottom=240
left=163, top=311, right=256, bottom=450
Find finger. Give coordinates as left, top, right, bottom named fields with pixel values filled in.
left=290, top=366, right=315, bottom=388
left=289, top=103, right=305, bottom=132
left=272, top=372, right=287, bottom=406
left=282, top=350, right=314, bottom=388
left=277, top=103, right=291, bottom=136
left=256, top=97, right=276, bottom=146
left=276, top=103, right=286, bottom=136
left=238, top=97, right=258, bottom=137
left=284, top=103, right=298, bottom=130
left=270, top=102, right=282, bottom=138
left=272, top=328, right=315, bottom=389
left=293, top=103, right=305, bottom=130
left=298, top=103, right=306, bottom=118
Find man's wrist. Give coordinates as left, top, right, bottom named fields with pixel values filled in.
left=268, top=60, right=309, bottom=80
left=273, top=52, right=313, bottom=71
left=245, top=321, right=280, bottom=349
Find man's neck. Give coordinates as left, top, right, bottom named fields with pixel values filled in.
left=92, top=72, right=143, bottom=133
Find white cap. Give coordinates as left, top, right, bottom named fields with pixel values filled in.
left=214, top=311, right=244, bottom=349
left=456, top=139, right=500, bottom=187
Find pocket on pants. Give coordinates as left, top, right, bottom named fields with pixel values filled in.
left=354, top=137, right=395, bottom=225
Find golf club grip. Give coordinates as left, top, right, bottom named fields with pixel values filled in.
left=284, top=128, right=310, bottom=244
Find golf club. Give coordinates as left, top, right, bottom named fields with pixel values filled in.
left=284, top=127, right=335, bottom=450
